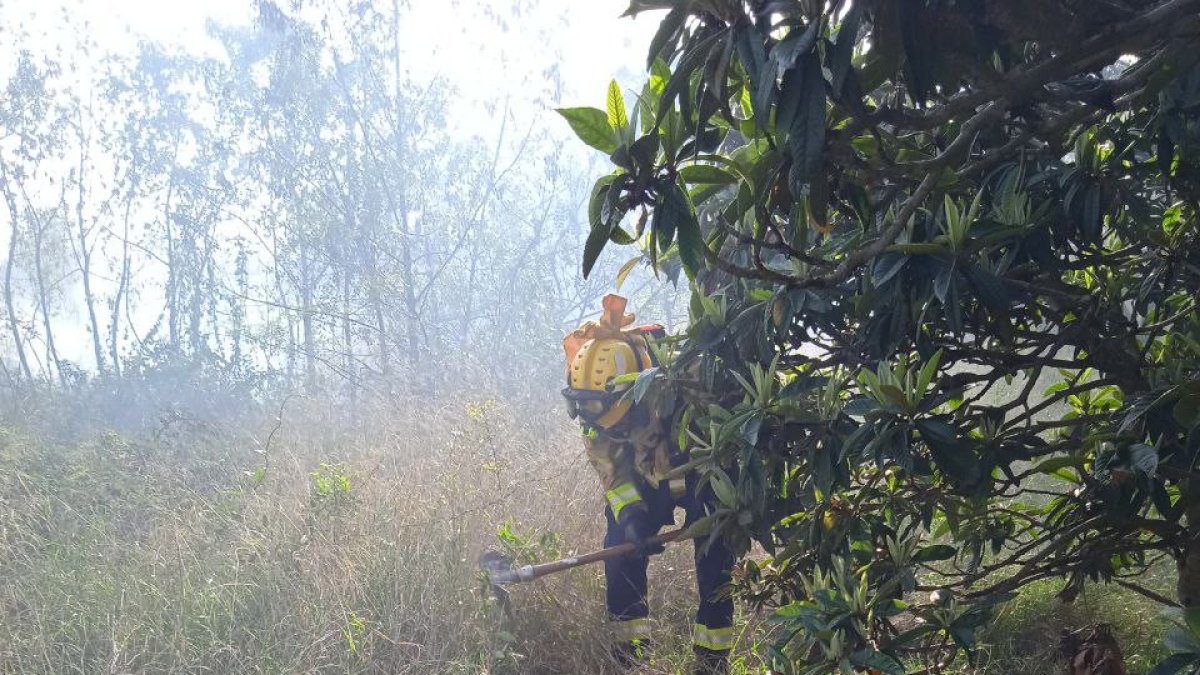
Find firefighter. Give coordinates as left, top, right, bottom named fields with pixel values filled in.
left=562, top=294, right=734, bottom=675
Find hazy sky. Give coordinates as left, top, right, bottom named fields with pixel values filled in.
left=0, top=0, right=661, bottom=139
left=0, top=1, right=662, bottom=366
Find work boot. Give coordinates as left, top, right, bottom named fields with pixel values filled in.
left=693, top=646, right=730, bottom=675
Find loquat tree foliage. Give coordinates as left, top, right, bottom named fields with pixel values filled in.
left=562, top=0, right=1200, bottom=672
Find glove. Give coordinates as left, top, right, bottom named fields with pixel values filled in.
left=619, top=502, right=665, bottom=558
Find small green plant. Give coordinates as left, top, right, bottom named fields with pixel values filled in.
left=465, top=399, right=497, bottom=421
left=343, top=611, right=367, bottom=656
left=496, top=518, right=561, bottom=565
left=244, top=465, right=267, bottom=485
left=309, top=462, right=354, bottom=520
left=311, top=462, right=352, bottom=498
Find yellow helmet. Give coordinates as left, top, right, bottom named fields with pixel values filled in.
left=565, top=336, right=652, bottom=428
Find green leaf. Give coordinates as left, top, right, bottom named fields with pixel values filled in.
left=682, top=512, right=718, bottom=539
left=584, top=178, right=622, bottom=278
left=752, top=52, right=777, bottom=131
left=607, top=80, right=628, bottom=131
left=848, top=649, right=905, bottom=675
left=710, top=468, right=737, bottom=507
left=966, top=266, right=1011, bottom=313
left=1184, top=608, right=1200, bottom=636
left=615, top=255, right=642, bottom=291
left=1032, top=455, right=1083, bottom=474
left=917, top=418, right=980, bottom=485
left=890, top=242, right=952, bottom=256
left=679, top=164, right=738, bottom=185
left=1175, top=391, right=1200, bottom=428
left=1130, top=443, right=1158, bottom=476
left=652, top=185, right=677, bottom=252
left=629, top=133, right=661, bottom=170
left=610, top=226, right=636, bottom=245
left=657, top=30, right=723, bottom=121
left=912, top=544, right=956, bottom=564
left=583, top=223, right=610, bottom=279
left=587, top=176, right=615, bottom=235
left=1166, top=624, right=1200, bottom=655
left=830, top=3, right=862, bottom=96
left=662, top=180, right=704, bottom=279
left=785, top=53, right=826, bottom=191
left=1149, top=654, right=1196, bottom=675
left=557, top=107, right=617, bottom=154
left=645, top=5, right=688, bottom=68
left=879, top=384, right=909, bottom=410
left=872, top=252, right=908, bottom=286
left=917, top=349, right=943, bottom=400
left=774, top=17, right=822, bottom=72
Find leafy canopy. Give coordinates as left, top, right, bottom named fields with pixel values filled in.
left=563, top=0, right=1200, bottom=671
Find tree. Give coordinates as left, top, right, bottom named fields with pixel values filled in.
left=2, top=0, right=685, bottom=415
left=566, top=0, right=1200, bottom=671
left=0, top=51, right=55, bottom=384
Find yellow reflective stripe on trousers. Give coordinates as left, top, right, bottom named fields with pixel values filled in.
left=613, top=616, right=651, bottom=641
left=668, top=477, right=687, bottom=497
left=606, top=482, right=642, bottom=519
left=693, top=623, right=734, bottom=651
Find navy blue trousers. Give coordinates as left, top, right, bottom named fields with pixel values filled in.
left=602, top=473, right=735, bottom=650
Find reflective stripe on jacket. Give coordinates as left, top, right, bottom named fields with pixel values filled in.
left=584, top=416, right=684, bottom=518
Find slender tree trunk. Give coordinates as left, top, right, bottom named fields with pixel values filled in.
left=188, top=224, right=214, bottom=356
left=342, top=272, right=352, bottom=363
left=394, top=0, right=421, bottom=383
left=271, top=227, right=297, bottom=382
left=299, top=245, right=317, bottom=394
left=342, top=133, right=361, bottom=396
left=369, top=252, right=390, bottom=379
left=461, top=240, right=477, bottom=347
left=109, top=181, right=136, bottom=379
left=399, top=199, right=420, bottom=373
left=71, top=120, right=106, bottom=375
left=362, top=185, right=389, bottom=381
left=231, top=241, right=247, bottom=369
left=206, top=248, right=222, bottom=359
left=163, top=144, right=179, bottom=351
left=33, top=207, right=64, bottom=386
left=0, top=160, right=32, bottom=382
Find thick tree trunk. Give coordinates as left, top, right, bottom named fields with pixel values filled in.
left=1178, top=498, right=1200, bottom=608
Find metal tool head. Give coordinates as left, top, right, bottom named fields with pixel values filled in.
left=478, top=548, right=515, bottom=614
left=479, top=548, right=519, bottom=584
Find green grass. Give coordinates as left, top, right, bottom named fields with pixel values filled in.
left=0, top=405, right=1179, bottom=674
left=966, top=574, right=1171, bottom=675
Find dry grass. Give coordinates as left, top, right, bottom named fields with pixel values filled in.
left=0, top=395, right=1171, bottom=674
left=0, top=398, right=765, bottom=674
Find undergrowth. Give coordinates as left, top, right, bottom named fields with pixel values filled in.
left=0, top=399, right=1175, bottom=673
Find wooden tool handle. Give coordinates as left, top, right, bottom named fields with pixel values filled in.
left=522, top=528, right=687, bottom=581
